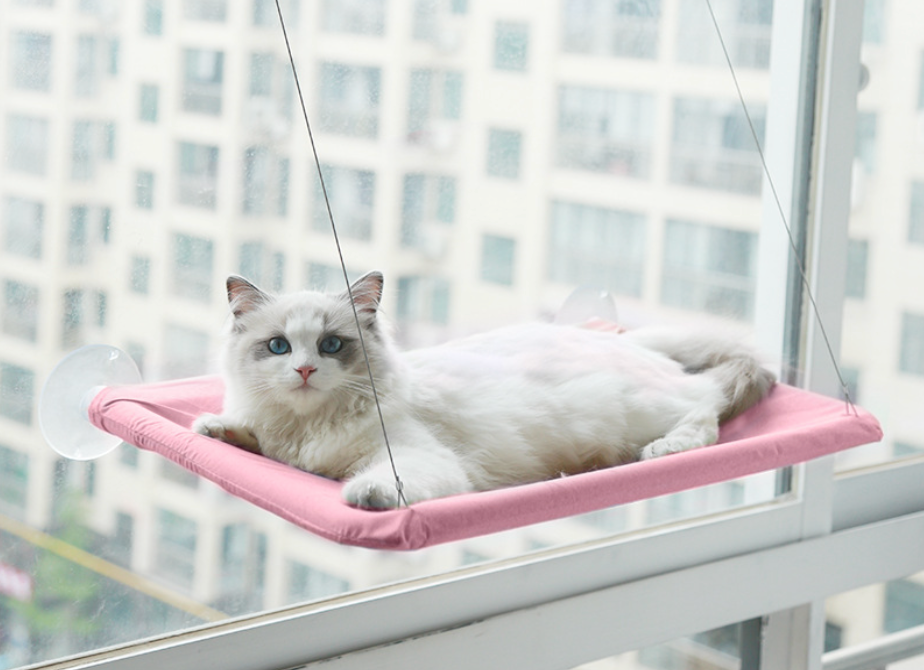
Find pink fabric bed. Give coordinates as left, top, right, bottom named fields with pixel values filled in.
left=88, top=377, right=882, bottom=550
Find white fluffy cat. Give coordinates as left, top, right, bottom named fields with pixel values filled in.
left=193, top=272, right=775, bottom=509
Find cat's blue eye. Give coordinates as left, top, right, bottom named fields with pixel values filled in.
left=267, top=337, right=290, bottom=355
left=319, top=335, right=343, bottom=354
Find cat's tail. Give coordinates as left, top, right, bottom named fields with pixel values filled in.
left=623, top=326, right=776, bottom=422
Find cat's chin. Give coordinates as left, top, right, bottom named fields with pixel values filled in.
left=283, top=384, right=330, bottom=412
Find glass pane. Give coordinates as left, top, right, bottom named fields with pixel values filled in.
left=0, top=0, right=800, bottom=665
left=570, top=622, right=747, bottom=669
left=825, top=570, right=924, bottom=666
left=835, top=0, right=924, bottom=470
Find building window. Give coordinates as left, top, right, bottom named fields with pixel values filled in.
left=671, top=97, right=766, bottom=195
left=247, top=53, right=294, bottom=130
left=183, top=0, right=227, bottom=21
left=120, top=443, right=140, bottom=468
left=72, top=120, right=116, bottom=181
left=412, top=0, right=467, bottom=42
left=62, top=289, right=85, bottom=348
left=400, top=173, right=456, bottom=249
left=311, top=164, right=375, bottom=240
left=862, top=0, right=885, bottom=43
left=307, top=263, right=356, bottom=291
left=243, top=147, right=289, bottom=217
left=160, top=460, right=199, bottom=488
left=249, top=53, right=274, bottom=97
left=407, top=69, right=463, bottom=144
left=548, top=200, right=646, bottom=297
left=136, top=170, right=155, bottom=209
left=172, top=232, right=213, bottom=302
left=75, top=35, right=100, bottom=97
left=287, top=560, right=349, bottom=605
left=846, top=239, right=868, bottom=300
left=155, top=509, right=198, bottom=589
left=220, top=525, right=266, bottom=606
left=910, top=182, right=924, bottom=245
left=919, top=51, right=924, bottom=110
left=481, top=235, right=516, bottom=286
left=6, top=114, right=49, bottom=176
left=0, top=363, right=35, bottom=426
left=676, top=0, right=772, bottom=70
left=177, top=141, right=219, bottom=208
left=885, top=579, right=924, bottom=634
left=11, top=32, right=53, bottom=91
left=486, top=128, right=522, bottom=179
left=899, top=312, right=924, bottom=377
left=494, top=22, right=529, bottom=71
left=3, top=281, right=39, bottom=342
left=0, top=445, right=29, bottom=516
left=855, top=111, right=877, bottom=174
left=182, top=49, right=224, bottom=115
left=396, top=276, right=450, bottom=325
left=139, top=84, right=159, bottom=122
left=317, top=62, right=381, bottom=138
left=3, top=197, right=44, bottom=259
left=254, top=0, right=299, bottom=27
left=94, top=290, right=107, bottom=328
left=67, top=206, right=90, bottom=265
left=144, top=0, right=164, bottom=35
left=561, top=0, right=660, bottom=59
left=130, top=256, right=151, bottom=294
left=661, top=219, right=758, bottom=320
left=239, top=243, right=285, bottom=292
left=322, top=0, right=385, bottom=35
left=557, top=86, right=654, bottom=178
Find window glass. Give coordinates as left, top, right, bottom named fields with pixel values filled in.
left=322, top=0, right=386, bottom=36
left=494, top=22, right=529, bottom=72
left=0, top=0, right=874, bottom=666
left=825, top=571, right=924, bottom=663
left=486, top=128, right=523, bottom=179
left=10, top=32, right=52, bottom=91
left=836, top=0, right=924, bottom=469
left=561, top=0, right=661, bottom=59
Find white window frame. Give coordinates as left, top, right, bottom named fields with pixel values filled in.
left=39, top=3, right=924, bottom=670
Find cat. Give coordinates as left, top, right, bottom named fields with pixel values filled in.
left=193, top=272, right=776, bottom=509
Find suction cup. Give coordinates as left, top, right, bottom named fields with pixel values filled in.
left=40, top=345, right=142, bottom=460
left=555, top=286, right=618, bottom=325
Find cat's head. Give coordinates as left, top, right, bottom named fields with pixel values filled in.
left=220, top=272, right=394, bottom=414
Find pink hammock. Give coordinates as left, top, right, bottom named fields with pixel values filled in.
left=88, top=377, right=881, bottom=550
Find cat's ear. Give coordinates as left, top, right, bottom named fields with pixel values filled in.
left=348, top=272, right=384, bottom=317
left=227, top=276, right=270, bottom=319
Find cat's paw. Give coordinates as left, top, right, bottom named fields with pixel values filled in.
left=342, top=475, right=403, bottom=510
left=640, top=434, right=711, bottom=460
left=192, top=414, right=261, bottom=454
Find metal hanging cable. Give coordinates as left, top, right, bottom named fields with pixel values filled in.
left=274, top=0, right=408, bottom=507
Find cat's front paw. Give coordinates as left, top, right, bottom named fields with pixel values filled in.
left=342, top=475, right=403, bottom=510
left=193, top=414, right=261, bottom=454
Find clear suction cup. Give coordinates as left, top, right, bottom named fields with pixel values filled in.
left=40, top=345, right=142, bottom=460
left=555, top=286, right=618, bottom=324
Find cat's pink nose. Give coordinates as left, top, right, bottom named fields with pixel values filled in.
left=295, top=366, right=316, bottom=381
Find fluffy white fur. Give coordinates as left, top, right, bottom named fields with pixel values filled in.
left=193, top=272, right=775, bottom=509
